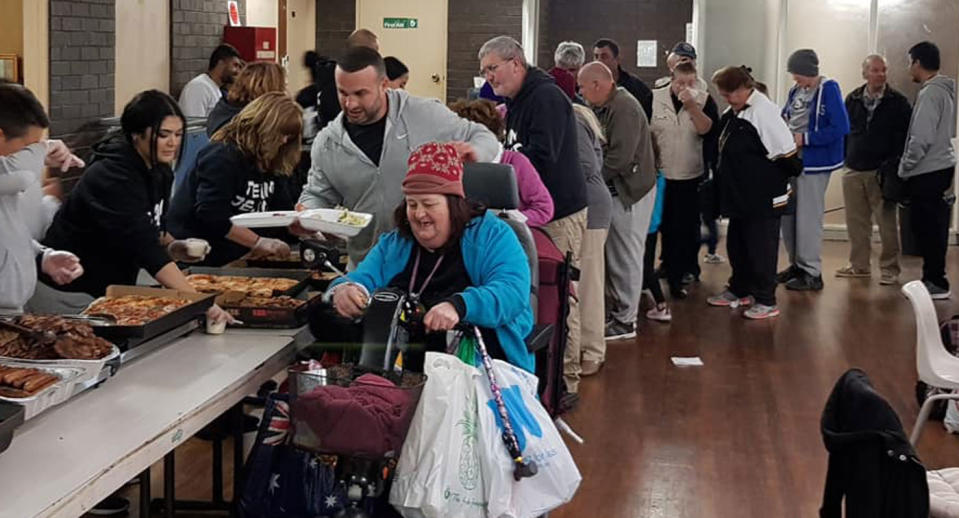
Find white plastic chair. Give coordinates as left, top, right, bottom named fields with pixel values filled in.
left=903, top=280, right=959, bottom=445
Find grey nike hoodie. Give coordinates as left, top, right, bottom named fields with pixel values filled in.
left=0, top=142, right=48, bottom=311
left=899, top=75, right=957, bottom=178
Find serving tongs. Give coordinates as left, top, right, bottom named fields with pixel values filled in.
left=0, top=319, right=57, bottom=346
left=58, top=314, right=119, bottom=326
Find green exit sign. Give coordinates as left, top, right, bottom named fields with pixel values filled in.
left=383, top=17, right=418, bottom=29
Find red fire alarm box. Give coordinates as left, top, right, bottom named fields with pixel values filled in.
left=223, top=26, right=277, bottom=63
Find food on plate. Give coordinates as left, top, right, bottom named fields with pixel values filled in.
left=0, top=366, right=60, bottom=398
left=335, top=207, right=368, bottom=227
left=84, top=295, right=191, bottom=326
left=0, top=315, right=114, bottom=360
left=186, top=274, right=300, bottom=298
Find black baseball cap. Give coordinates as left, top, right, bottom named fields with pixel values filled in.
left=672, top=42, right=697, bottom=60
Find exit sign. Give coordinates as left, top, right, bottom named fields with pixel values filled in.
left=383, top=17, right=418, bottom=29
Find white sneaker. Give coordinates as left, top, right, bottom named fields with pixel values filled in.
left=646, top=305, right=671, bottom=322
left=704, top=253, right=725, bottom=264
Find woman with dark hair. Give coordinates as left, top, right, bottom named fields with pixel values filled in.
left=206, top=61, right=286, bottom=136
left=705, top=66, right=801, bottom=319
left=169, top=92, right=303, bottom=266
left=384, top=56, right=409, bottom=89
left=323, top=142, right=534, bottom=372
left=43, top=90, right=221, bottom=299
left=448, top=98, right=554, bottom=227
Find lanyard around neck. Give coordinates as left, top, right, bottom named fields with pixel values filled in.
left=408, top=247, right=444, bottom=300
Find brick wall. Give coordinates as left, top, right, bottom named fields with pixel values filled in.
left=315, top=0, right=355, bottom=57
left=447, top=0, right=522, bottom=101
left=543, top=0, right=692, bottom=84
left=170, top=0, right=246, bottom=98
left=49, top=0, right=116, bottom=135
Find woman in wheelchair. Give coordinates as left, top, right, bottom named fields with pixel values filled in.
left=314, top=141, right=535, bottom=373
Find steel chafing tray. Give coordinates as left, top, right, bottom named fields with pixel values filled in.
left=82, top=285, right=215, bottom=350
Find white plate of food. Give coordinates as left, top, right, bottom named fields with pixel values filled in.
left=230, top=211, right=298, bottom=228
left=298, top=208, right=373, bottom=237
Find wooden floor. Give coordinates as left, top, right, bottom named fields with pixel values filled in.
left=113, top=240, right=959, bottom=518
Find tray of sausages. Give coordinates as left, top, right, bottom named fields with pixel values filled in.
left=0, top=364, right=84, bottom=419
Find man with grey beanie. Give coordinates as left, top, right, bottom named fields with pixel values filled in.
left=777, top=48, right=850, bottom=291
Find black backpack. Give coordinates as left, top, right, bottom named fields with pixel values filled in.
left=914, top=315, right=959, bottom=420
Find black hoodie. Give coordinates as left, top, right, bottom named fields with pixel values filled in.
left=42, top=135, right=173, bottom=297
left=505, top=66, right=587, bottom=221
left=819, top=369, right=928, bottom=518
left=168, top=141, right=294, bottom=266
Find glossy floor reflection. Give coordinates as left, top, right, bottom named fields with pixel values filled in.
left=553, top=240, right=959, bottom=518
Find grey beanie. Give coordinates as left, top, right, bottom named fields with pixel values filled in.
left=787, top=49, right=819, bottom=77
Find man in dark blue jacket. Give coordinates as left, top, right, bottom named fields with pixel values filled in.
left=778, top=49, right=850, bottom=291
left=837, top=55, right=911, bottom=286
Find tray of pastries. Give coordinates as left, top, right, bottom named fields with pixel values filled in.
left=182, top=268, right=317, bottom=328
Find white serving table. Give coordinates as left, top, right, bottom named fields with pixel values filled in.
left=0, top=327, right=301, bottom=518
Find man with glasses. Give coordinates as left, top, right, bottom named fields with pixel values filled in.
left=478, top=36, right=588, bottom=394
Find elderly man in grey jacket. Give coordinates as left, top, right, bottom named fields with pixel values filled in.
left=578, top=62, right=657, bottom=342
left=298, top=47, right=501, bottom=266
left=899, top=41, right=957, bottom=299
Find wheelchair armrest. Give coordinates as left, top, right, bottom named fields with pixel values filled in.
left=526, top=323, right=555, bottom=353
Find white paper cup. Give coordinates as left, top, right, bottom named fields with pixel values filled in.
left=185, top=238, right=210, bottom=258
left=206, top=318, right=227, bottom=335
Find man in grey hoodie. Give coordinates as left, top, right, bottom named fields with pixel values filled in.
left=899, top=41, right=957, bottom=299
left=298, top=47, right=501, bottom=266
left=0, top=84, right=85, bottom=312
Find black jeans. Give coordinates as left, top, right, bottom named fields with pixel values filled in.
left=908, top=168, right=955, bottom=289
left=662, top=176, right=703, bottom=288
left=643, top=232, right=666, bottom=304
left=726, top=216, right=781, bottom=306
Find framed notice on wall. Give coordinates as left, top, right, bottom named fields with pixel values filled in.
left=636, top=40, right=657, bottom=68
left=0, top=55, right=19, bottom=83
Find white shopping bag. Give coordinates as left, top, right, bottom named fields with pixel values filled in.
left=390, top=352, right=490, bottom=518
left=475, top=359, right=582, bottom=518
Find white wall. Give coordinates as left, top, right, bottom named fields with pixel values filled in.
left=246, top=0, right=279, bottom=32
left=115, top=0, right=170, bottom=114
left=286, top=0, right=316, bottom=94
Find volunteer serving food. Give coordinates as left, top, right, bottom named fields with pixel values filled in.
left=41, top=90, right=232, bottom=323
left=168, top=92, right=303, bottom=266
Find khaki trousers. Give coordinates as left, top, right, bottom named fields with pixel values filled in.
left=543, top=208, right=587, bottom=393
left=841, top=169, right=900, bottom=275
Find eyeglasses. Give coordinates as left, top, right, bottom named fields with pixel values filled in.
left=480, top=58, right=514, bottom=77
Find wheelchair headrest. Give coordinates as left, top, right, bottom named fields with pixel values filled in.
left=463, top=162, right=520, bottom=210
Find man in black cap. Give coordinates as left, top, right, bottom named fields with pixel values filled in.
left=593, top=38, right=653, bottom=119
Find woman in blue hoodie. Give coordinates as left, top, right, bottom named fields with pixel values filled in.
left=778, top=49, right=850, bottom=292
left=324, top=142, right=534, bottom=373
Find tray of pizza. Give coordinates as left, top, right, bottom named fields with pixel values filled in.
left=0, top=315, right=120, bottom=387
left=81, top=286, right=216, bottom=345
left=0, top=363, right=85, bottom=419
left=182, top=267, right=312, bottom=297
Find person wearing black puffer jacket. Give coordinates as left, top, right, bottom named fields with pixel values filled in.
left=168, top=92, right=302, bottom=266
left=837, top=55, right=912, bottom=286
